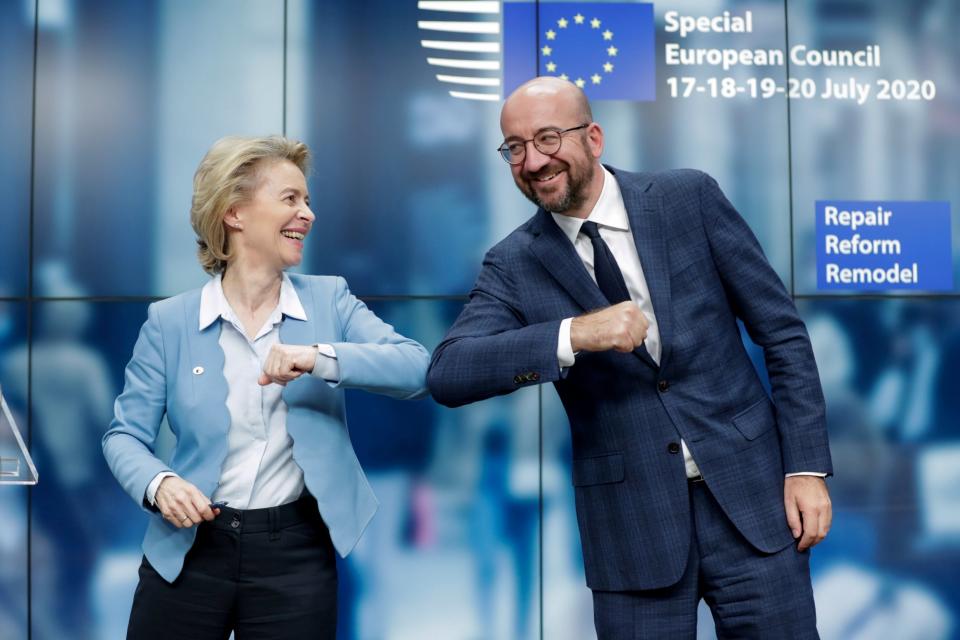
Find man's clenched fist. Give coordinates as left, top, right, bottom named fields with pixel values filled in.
left=570, top=301, right=649, bottom=353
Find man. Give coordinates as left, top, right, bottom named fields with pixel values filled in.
left=427, top=77, right=832, bottom=638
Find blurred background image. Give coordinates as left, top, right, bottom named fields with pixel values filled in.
left=0, top=1, right=958, bottom=639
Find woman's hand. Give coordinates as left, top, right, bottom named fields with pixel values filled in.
left=258, top=344, right=317, bottom=386
left=156, top=476, right=219, bottom=529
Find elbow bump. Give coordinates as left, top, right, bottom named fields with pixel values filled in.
left=425, top=378, right=462, bottom=408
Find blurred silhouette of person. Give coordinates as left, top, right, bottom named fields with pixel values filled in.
left=470, top=424, right=538, bottom=640
left=1, top=261, right=116, bottom=639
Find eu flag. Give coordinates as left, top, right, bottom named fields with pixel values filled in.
left=503, top=2, right=655, bottom=101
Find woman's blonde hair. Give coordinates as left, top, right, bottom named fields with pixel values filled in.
left=191, top=135, right=310, bottom=274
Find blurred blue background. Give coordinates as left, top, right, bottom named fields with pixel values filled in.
left=0, top=0, right=958, bottom=638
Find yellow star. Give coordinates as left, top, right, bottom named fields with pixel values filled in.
left=603, top=61, right=614, bottom=73
left=607, top=45, right=618, bottom=56
left=546, top=61, right=557, bottom=72
left=545, top=29, right=556, bottom=40
left=602, top=29, right=613, bottom=40
left=591, top=74, right=602, bottom=84
left=560, top=73, right=569, bottom=81
left=557, top=17, right=568, bottom=28
left=574, top=13, right=585, bottom=24
left=575, top=77, right=585, bottom=88
left=590, top=18, right=601, bottom=28
left=541, top=45, right=552, bottom=56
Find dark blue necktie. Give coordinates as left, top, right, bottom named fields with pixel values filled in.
left=581, top=221, right=631, bottom=305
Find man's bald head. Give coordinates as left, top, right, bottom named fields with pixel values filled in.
left=501, top=77, right=593, bottom=131
left=498, top=77, right=604, bottom=218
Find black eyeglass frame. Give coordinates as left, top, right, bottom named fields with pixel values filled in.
left=496, top=123, right=591, bottom=165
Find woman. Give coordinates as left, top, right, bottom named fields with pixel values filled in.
left=102, top=136, right=429, bottom=639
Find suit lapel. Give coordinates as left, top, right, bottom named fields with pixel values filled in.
left=279, top=276, right=316, bottom=407
left=182, top=289, right=229, bottom=429
left=182, top=289, right=231, bottom=496
left=529, top=203, right=661, bottom=372
left=619, top=173, right=673, bottom=372
left=191, top=322, right=230, bottom=440
left=529, top=208, right=609, bottom=313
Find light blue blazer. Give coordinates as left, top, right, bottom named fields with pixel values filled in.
left=103, top=274, right=429, bottom=582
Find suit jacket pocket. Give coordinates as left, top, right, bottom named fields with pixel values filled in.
left=731, top=398, right=775, bottom=441
left=572, top=453, right=625, bottom=487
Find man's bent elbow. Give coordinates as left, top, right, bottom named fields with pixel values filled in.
left=425, top=353, right=472, bottom=408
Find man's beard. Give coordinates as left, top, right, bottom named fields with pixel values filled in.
left=519, top=160, right=594, bottom=214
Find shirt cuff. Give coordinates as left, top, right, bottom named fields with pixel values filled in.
left=311, top=343, right=340, bottom=382
left=146, top=471, right=179, bottom=507
left=557, top=318, right=576, bottom=369
left=785, top=472, right=828, bottom=478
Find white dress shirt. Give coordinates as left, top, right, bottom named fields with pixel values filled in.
left=146, top=273, right=340, bottom=509
left=553, top=167, right=821, bottom=480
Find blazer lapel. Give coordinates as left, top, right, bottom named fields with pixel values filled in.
left=529, top=208, right=609, bottom=313
left=620, top=174, right=673, bottom=372
left=183, top=290, right=231, bottom=497
left=279, top=276, right=317, bottom=407
left=183, top=290, right=229, bottom=435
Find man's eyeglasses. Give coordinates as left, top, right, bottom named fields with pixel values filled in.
left=497, top=123, right=591, bottom=165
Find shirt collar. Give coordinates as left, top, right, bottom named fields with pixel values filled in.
left=550, top=166, right=630, bottom=245
left=199, top=272, right=307, bottom=331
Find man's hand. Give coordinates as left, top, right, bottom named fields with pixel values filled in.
left=156, top=476, right=218, bottom=529
left=258, top=344, right=317, bottom=386
left=784, top=475, right=832, bottom=551
left=570, top=302, right=649, bottom=353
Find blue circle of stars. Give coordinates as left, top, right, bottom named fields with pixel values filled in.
left=541, top=13, right=618, bottom=88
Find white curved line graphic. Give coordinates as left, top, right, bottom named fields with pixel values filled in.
left=449, top=90, right=501, bottom=101
left=417, top=20, right=500, bottom=34
left=420, top=40, right=500, bottom=53
left=436, top=74, right=501, bottom=86
left=417, top=1, right=499, bottom=13
left=427, top=57, right=500, bottom=70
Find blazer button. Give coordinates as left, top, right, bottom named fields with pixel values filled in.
left=514, top=375, right=524, bottom=385
left=667, top=442, right=681, bottom=454
left=658, top=380, right=670, bottom=393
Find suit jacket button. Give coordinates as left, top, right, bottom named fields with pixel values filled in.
left=658, top=380, right=670, bottom=392
left=667, top=442, right=681, bottom=454
left=514, top=375, right=523, bottom=385
left=530, top=372, right=540, bottom=382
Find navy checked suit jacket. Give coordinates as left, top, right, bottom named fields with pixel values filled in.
left=427, top=167, right=832, bottom=591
